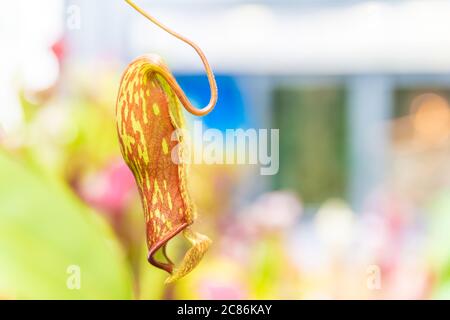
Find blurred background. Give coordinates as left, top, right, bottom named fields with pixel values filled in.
left=1, top=0, right=450, bottom=299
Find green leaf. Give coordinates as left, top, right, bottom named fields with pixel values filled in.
left=0, top=151, right=133, bottom=299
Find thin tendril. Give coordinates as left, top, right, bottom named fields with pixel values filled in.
left=125, top=0, right=218, bottom=116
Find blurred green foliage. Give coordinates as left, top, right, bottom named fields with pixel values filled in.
left=0, top=150, right=133, bottom=299
left=273, top=85, right=348, bottom=205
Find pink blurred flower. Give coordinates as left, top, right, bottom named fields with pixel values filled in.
left=80, top=159, right=136, bottom=217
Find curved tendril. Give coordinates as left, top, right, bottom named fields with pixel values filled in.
left=125, top=0, right=218, bottom=116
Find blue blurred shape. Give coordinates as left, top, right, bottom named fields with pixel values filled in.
left=175, top=74, right=247, bottom=131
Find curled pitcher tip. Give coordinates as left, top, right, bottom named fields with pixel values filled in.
left=164, top=228, right=212, bottom=284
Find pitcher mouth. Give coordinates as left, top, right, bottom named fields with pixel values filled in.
left=147, top=221, right=190, bottom=274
